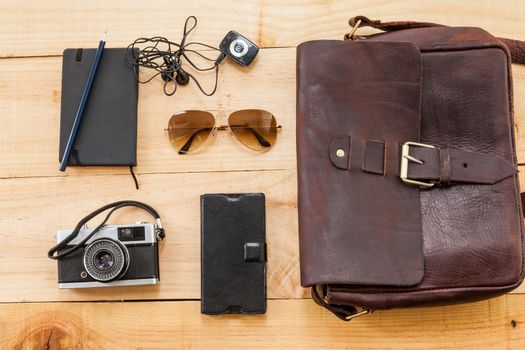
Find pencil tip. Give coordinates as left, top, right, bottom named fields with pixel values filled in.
left=101, top=31, right=107, bottom=42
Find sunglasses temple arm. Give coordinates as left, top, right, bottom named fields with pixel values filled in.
left=178, top=127, right=213, bottom=154
left=247, top=127, right=272, bottom=147
left=177, top=125, right=276, bottom=153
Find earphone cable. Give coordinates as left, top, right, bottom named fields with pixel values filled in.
left=125, top=16, right=224, bottom=96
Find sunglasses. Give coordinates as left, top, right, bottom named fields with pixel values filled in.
left=167, top=109, right=281, bottom=154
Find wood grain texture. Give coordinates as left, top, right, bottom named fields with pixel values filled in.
left=513, top=64, right=525, bottom=164
left=1, top=0, right=525, bottom=57
left=2, top=51, right=525, bottom=177
left=0, top=169, right=304, bottom=302
left=2, top=1, right=525, bottom=348
left=1, top=296, right=524, bottom=349
left=0, top=48, right=296, bottom=179
left=1, top=167, right=523, bottom=303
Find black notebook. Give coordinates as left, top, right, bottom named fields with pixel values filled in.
left=200, top=193, right=267, bottom=315
left=59, top=48, right=138, bottom=166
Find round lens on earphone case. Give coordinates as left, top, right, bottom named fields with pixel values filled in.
left=167, top=111, right=216, bottom=154
left=228, top=109, right=278, bottom=151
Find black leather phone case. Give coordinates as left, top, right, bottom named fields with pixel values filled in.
left=59, top=48, right=138, bottom=166
left=200, top=193, right=267, bottom=315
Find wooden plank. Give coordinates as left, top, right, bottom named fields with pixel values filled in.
left=1, top=296, right=524, bottom=349
left=513, top=64, right=525, bottom=164
left=0, top=169, right=305, bottom=302
left=1, top=1, right=525, bottom=58
left=2, top=49, right=525, bottom=178
left=2, top=2, right=525, bottom=348
left=0, top=48, right=296, bottom=178
left=1, top=168, right=524, bottom=303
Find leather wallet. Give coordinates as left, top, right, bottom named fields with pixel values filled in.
left=296, top=16, right=525, bottom=320
left=200, top=193, right=267, bottom=315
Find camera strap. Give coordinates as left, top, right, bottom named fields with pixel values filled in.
left=48, top=200, right=165, bottom=260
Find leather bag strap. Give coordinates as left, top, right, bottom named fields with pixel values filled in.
left=348, top=15, right=525, bottom=64
left=311, top=286, right=360, bottom=321
left=406, top=145, right=516, bottom=186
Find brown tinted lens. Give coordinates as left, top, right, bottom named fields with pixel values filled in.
left=228, top=109, right=278, bottom=151
left=168, top=111, right=215, bottom=154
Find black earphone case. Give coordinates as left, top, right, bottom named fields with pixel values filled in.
left=200, top=193, right=267, bottom=315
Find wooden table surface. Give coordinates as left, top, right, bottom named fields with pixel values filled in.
left=1, top=1, right=525, bottom=349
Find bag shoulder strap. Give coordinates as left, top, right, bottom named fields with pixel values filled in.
left=348, top=15, right=525, bottom=64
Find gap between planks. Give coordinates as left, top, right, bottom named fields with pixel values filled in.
left=0, top=167, right=292, bottom=181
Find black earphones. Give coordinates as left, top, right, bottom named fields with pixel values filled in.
left=160, top=56, right=175, bottom=82
left=175, top=69, right=190, bottom=85
left=125, top=16, right=257, bottom=97
left=125, top=16, right=223, bottom=96
left=160, top=56, right=190, bottom=86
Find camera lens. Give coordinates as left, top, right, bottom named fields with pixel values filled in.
left=229, top=39, right=249, bottom=58
left=93, top=250, right=114, bottom=271
left=234, top=43, right=244, bottom=53
left=83, top=239, right=129, bottom=282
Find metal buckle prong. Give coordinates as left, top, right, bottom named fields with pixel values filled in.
left=404, top=154, right=424, bottom=165
left=400, top=141, right=436, bottom=188
left=345, top=308, right=371, bottom=321
left=344, top=19, right=362, bottom=40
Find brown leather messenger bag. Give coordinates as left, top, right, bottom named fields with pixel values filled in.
left=296, top=16, right=525, bottom=320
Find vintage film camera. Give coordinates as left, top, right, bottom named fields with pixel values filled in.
left=49, top=201, right=165, bottom=289
left=55, top=223, right=160, bottom=288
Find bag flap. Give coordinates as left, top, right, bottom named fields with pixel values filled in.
left=297, top=40, right=424, bottom=287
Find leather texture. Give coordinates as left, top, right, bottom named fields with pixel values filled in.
left=329, top=137, right=351, bottom=170
left=408, top=146, right=516, bottom=185
left=362, top=140, right=386, bottom=175
left=200, top=193, right=266, bottom=315
left=348, top=16, right=525, bottom=65
left=298, top=41, right=425, bottom=288
left=296, top=20, right=525, bottom=320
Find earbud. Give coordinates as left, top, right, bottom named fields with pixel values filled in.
left=175, top=69, right=190, bottom=85
left=160, top=56, right=189, bottom=86
left=161, top=56, right=175, bottom=82
left=161, top=70, right=174, bottom=82
left=126, top=16, right=223, bottom=96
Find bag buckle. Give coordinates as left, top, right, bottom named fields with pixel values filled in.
left=400, top=141, right=436, bottom=188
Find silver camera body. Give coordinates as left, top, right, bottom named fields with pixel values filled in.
left=55, top=223, right=160, bottom=289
